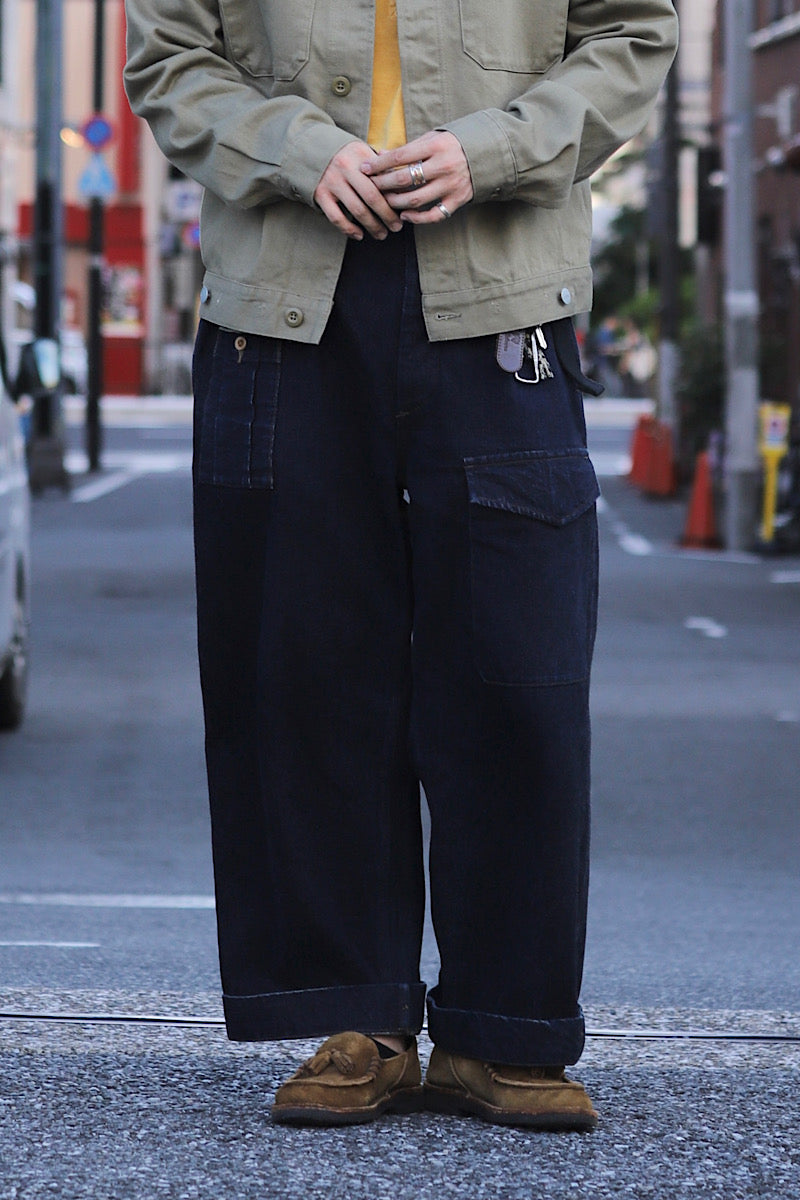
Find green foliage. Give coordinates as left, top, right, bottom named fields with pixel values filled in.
left=592, top=206, right=653, bottom=326
left=676, top=323, right=725, bottom=463
left=591, top=204, right=695, bottom=335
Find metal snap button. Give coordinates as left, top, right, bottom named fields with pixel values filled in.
left=200, top=285, right=210, bottom=303
left=234, top=335, right=247, bottom=352
left=332, top=76, right=352, bottom=97
left=559, top=287, right=573, bottom=306
left=285, top=308, right=304, bottom=328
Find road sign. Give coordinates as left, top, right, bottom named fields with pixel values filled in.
left=759, top=403, right=791, bottom=455
left=78, top=153, right=116, bottom=200
left=167, top=179, right=203, bottom=222
left=758, top=403, right=792, bottom=543
left=81, top=114, right=114, bottom=151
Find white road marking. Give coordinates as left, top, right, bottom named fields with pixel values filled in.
left=776, top=711, right=800, bottom=723
left=0, top=893, right=215, bottom=909
left=71, top=471, right=139, bottom=504
left=684, top=616, right=729, bottom=639
left=591, top=451, right=632, bottom=477
left=771, top=570, right=800, bottom=585
left=596, top=496, right=654, bottom=557
left=66, top=449, right=193, bottom=503
left=619, top=533, right=653, bottom=557
left=0, top=941, right=100, bottom=949
left=597, top=496, right=764, bottom=564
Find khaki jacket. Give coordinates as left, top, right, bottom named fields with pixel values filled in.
left=124, top=0, right=678, bottom=343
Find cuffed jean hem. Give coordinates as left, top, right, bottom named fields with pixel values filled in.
left=426, top=989, right=586, bottom=1066
left=222, top=982, right=427, bottom=1042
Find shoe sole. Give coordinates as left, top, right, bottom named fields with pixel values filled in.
left=424, top=1084, right=598, bottom=1132
left=272, top=1085, right=425, bottom=1127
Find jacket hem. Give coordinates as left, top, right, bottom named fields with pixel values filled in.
left=420, top=265, right=592, bottom=342
left=199, top=270, right=337, bottom=344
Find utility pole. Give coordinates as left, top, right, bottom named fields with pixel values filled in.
left=29, top=0, right=68, bottom=491
left=86, top=0, right=106, bottom=472
left=33, top=0, right=62, bottom=346
left=658, top=5, right=681, bottom=434
left=722, top=0, right=760, bottom=550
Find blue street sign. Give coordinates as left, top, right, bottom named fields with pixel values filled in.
left=81, top=114, right=114, bottom=151
left=78, top=152, right=116, bottom=200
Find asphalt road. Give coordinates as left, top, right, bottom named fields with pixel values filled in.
left=1, top=399, right=798, bottom=1197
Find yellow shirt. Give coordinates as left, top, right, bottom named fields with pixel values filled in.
left=367, top=0, right=407, bottom=150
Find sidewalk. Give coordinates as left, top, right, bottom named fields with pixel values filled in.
left=2, top=990, right=798, bottom=1199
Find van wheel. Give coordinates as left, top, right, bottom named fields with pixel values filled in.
left=0, top=568, right=29, bottom=730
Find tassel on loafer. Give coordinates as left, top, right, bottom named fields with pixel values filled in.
left=272, top=1032, right=424, bottom=1126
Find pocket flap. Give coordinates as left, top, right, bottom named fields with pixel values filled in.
left=465, top=450, right=599, bottom=527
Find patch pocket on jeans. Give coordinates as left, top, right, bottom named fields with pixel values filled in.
left=464, top=449, right=599, bottom=686
left=195, top=329, right=281, bottom=489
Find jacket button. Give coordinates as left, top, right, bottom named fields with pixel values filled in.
left=200, top=285, right=210, bottom=304
left=332, top=76, right=352, bottom=97
left=285, top=308, right=304, bottom=328
left=559, top=287, right=573, bottom=306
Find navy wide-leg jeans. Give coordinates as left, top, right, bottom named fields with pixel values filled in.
left=192, top=229, right=599, bottom=1067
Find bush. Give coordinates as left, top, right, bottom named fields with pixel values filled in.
left=676, top=323, right=725, bottom=474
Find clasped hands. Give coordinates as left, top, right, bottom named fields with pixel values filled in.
left=313, top=130, right=474, bottom=241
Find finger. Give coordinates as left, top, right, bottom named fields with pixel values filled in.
left=381, top=182, right=441, bottom=211
left=398, top=196, right=460, bottom=225
left=384, top=170, right=472, bottom=213
left=400, top=199, right=457, bottom=226
left=366, top=167, right=416, bottom=194
left=369, top=161, right=433, bottom=195
left=344, top=181, right=404, bottom=236
left=363, top=145, right=418, bottom=176
left=321, top=174, right=403, bottom=237
left=315, top=191, right=365, bottom=240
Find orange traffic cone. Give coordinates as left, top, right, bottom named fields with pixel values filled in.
left=628, top=415, right=654, bottom=487
left=643, top=420, right=677, bottom=496
left=681, top=451, right=720, bottom=548
left=629, top=416, right=677, bottom=496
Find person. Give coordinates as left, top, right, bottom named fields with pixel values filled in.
left=124, top=0, right=678, bottom=1130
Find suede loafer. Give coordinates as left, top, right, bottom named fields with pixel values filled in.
left=272, top=1032, right=424, bottom=1126
left=424, top=1046, right=598, bottom=1131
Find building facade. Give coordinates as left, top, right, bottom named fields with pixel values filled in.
left=711, top=0, right=800, bottom=414
left=14, top=0, right=202, bottom=394
left=0, top=0, right=23, bottom=354
left=751, top=1, right=800, bottom=411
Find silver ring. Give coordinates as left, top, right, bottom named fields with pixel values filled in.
left=437, top=203, right=451, bottom=220
left=409, top=161, right=426, bottom=188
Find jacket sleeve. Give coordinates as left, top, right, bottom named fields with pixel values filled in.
left=123, top=0, right=356, bottom=209
left=440, top=0, right=679, bottom=207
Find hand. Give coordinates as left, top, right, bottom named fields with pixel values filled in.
left=314, top=141, right=404, bottom=240
left=362, top=131, right=473, bottom=224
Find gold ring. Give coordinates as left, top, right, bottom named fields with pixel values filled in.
left=409, top=161, right=426, bottom=188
